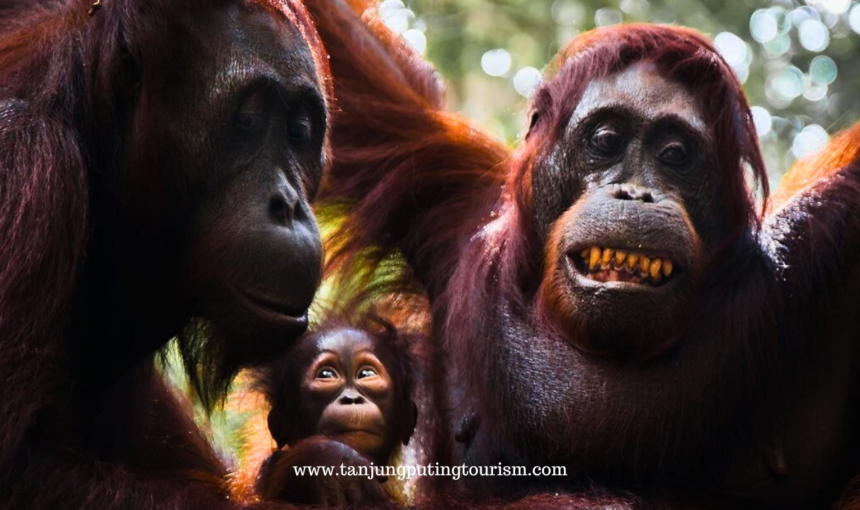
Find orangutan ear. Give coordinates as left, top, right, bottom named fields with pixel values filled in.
left=267, top=404, right=301, bottom=449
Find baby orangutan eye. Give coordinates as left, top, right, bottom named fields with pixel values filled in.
left=316, top=367, right=338, bottom=380
left=357, top=367, right=378, bottom=379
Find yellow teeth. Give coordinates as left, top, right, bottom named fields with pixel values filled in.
left=601, top=248, right=613, bottom=267
left=589, top=247, right=601, bottom=271
left=626, top=253, right=639, bottom=270
left=662, top=259, right=673, bottom=277
left=649, top=259, right=662, bottom=280
left=577, top=247, right=675, bottom=283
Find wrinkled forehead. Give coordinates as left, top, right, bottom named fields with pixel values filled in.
left=225, top=2, right=317, bottom=81
left=569, top=63, right=705, bottom=132
left=174, top=2, right=321, bottom=98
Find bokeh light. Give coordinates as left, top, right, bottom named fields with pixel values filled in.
left=552, top=0, right=585, bottom=26
left=595, top=7, right=623, bottom=27
left=751, top=106, right=773, bottom=136
left=850, top=5, right=860, bottom=34
left=513, top=67, right=543, bottom=97
left=789, top=6, right=819, bottom=28
left=821, top=0, right=852, bottom=15
left=810, top=55, right=838, bottom=84
left=403, top=29, right=427, bottom=55
left=715, top=31, right=753, bottom=82
left=380, top=0, right=413, bottom=34
left=715, top=32, right=750, bottom=67
left=798, top=19, right=830, bottom=51
left=804, top=82, right=828, bottom=101
left=792, top=124, right=830, bottom=159
left=766, top=66, right=805, bottom=106
left=751, top=10, right=778, bottom=43
left=481, top=49, right=513, bottom=77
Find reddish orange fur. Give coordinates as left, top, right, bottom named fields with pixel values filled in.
left=769, top=121, right=860, bottom=214
left=305, top=0, right=510, bottom=300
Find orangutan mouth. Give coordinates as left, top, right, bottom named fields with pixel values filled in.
left=573, top=247, right=675, bottom=286
left=232, top=285, right=310, bottom=327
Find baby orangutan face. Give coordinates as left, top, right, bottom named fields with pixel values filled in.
left=259, top=324, right=416, bottom=504
left=297, top=329, right=397, bottom=462
left=265, top=323, right=415, bottom=467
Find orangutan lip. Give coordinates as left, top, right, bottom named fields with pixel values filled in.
left=568, top=246, right=678, bottom=288
left=335, top=428, right=382, bottom=436
left=232, top=286, right=309, bottom=326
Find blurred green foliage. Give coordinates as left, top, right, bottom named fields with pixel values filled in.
left=159, top=343, right=254, bottom=466
left=387, top=0, right=860, bottom=184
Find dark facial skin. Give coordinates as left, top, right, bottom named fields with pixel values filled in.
left=267, top=327, right=407, bottom=465
left=535, top=64, right=722, bottom=357
left=259, top=327, right=413, bottom=505
left=118, top=3, right=325, bottom=360
left=299, top=329, right=396, bottom=463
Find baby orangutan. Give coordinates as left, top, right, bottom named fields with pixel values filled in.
left=256, top=316, right=418, bottom=506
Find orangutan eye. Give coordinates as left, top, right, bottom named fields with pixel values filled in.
left=235, top=111, right=264, bottom=131
left=288, top=108, right=312, bottom=145
left=234, top=92, right=268, bottom=132
left=658, top=142, right=689, bottom=166
left=357, top=367, right=378, bottom=379
left=590, top=126, right=623, bottom=156
left=316, top=367, right=338, bottom=379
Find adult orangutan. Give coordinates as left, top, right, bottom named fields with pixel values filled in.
left=0, top=0, right=380, bottom=508
left=303, top=0, right=860, bottom=508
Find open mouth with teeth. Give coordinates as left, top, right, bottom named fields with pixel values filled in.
left=572, top=247, right=675, bottom=286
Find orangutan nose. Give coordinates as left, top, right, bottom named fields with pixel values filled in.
left=611, top=184, right=657, bottom=203
left=268, top=179, right=300, bottom=226
left=338, top=389, right=366, bottom=405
